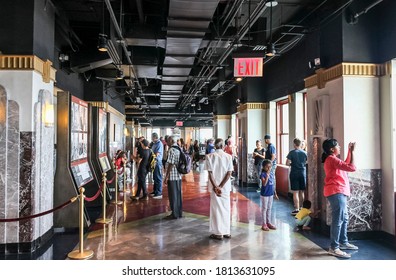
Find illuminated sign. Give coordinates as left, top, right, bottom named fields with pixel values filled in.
left=233, top=57, right=263, bottom=77
left=175, top=121, right=183, bottom=127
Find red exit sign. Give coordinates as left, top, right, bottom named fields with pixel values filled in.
left=175, top=121, right=183, bottom=126
left=234, top=57, right=263, bottom=77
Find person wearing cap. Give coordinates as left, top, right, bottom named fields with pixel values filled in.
left=264, top=134, right=277, bottom=178
left=150, top=132, right=164, bottom=199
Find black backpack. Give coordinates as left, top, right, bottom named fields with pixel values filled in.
left=173, top=146, right=191, bottom=174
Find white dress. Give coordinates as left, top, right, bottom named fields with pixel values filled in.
left=204, top=149, right=234, bottom=235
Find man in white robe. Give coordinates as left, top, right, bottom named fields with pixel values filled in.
left=205, top=138, right=233, bottom=240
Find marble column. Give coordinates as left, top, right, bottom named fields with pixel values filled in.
left=306, top=64, right=383, bottom=233
left=0, top=85, right=8, bottom=244
left=36, top=90, right=54, bottom=239
left=6, top=100, right=20, bottom=243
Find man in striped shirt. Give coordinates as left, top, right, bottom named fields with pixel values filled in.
left=163, top=136, right=183, bottom=219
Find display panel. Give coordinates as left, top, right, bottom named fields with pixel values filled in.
left=98, top=108, right=111, bottom=172
left=70, top=96, right=93, bottom=186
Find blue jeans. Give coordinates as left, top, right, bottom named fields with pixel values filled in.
left=327, top=193, right=349, bottom=250
left=153, top=162, right=163, bottom=196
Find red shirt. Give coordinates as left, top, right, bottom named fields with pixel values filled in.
left=323, top=155, right=356, bottom=197
left=115, top=158, right=124, bottom=170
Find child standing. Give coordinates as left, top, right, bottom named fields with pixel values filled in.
left=295, top=200, right=312, bottom=230
left=260, top=159, right=279, bottom=231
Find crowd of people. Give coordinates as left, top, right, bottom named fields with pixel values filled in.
left=112, top=132, right=358, bottom=258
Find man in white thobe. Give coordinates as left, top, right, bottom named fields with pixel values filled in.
left=205, top=138, right=233, bottom=240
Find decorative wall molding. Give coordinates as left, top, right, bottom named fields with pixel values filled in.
left=237, top=102, right=268, bottom=112
left=304, top=62, right=389, bottom=89
left=0, top=55, right=56, bottom=83
left=214, top=115, right=231, bottom=120
left=88, top=101, right=125, bottom=121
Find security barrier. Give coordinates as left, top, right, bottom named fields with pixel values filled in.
left=0, top=170, right=124, bottom=259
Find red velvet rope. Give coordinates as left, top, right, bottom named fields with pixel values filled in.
left=0, top=198, right=77, bottom=223
left=106, top=173, right=116, bottom=184
left=84, top=181, right=104, bottom=202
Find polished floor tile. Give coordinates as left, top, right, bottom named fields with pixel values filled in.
left=2, top=166, right=396, bottom=260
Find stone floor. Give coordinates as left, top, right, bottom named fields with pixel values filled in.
left=2, top=163, right=396, bottom=260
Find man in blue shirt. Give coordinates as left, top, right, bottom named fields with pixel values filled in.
left=286, top=138, right=308, bottom=215
left=151, top=132, right=164, bottom=199
left=264, top=134, right=277, bottom=189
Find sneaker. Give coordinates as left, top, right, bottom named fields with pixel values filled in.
left=149, top=193, right=155, bottom=197
left=256, top=188, right=261, bottom=193
left=261, top=225, right=269, bottom=231
left=339, top=243, right=359, bottom=250
left=153, top=195, right=163, bottom=199
left=130, top=196, right=139, bottom=200
left=291, top=210, right=299, bottom=216
left=328, top=248, right=351, bottom=258
left=267, top=223, right=277, bottom=230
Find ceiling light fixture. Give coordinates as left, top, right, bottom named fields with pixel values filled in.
left=266, top=43, right=276, bottom=57
left=266, top=1, right=277, bottom=57
left=98, top=34, right=108, bottom=52
left=235, top=77, right=243, bottom=82
left=116, top=69, right=124, bottom=80
left=98, top=1, right=108, bottom=52
left=265, top=1, right=278, bottom=7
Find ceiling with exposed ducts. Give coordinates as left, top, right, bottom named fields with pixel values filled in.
left=52, top=0, right=363, bottom=126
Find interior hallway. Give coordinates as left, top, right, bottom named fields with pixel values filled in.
left=3, top=165, right=396, bottom=260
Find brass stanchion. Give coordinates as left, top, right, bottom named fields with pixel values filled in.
left=111, top=159, right=122, bottom=205
left=68, top=187, right=94, bottom=260
left=95, top=172, right=112, bottom=224
left=123, top=161, right=127, bottom=192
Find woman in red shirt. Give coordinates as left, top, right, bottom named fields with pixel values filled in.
left=322, top=139, right=357, bottom=259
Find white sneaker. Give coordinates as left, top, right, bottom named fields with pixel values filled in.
left=339, top=243, right=359, bottom=250
left=153, top=195, right=163, bottom=199
left=328, top=248, right=351, bottom=258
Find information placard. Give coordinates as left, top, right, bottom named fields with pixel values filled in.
left=70, top=96, right=94, bottom=186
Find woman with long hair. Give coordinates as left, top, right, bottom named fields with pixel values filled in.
left=322, top=139, right=357, bottom=259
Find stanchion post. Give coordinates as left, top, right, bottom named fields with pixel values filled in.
left=111, top=159, right=122, bottom=205
left=95, top=172, right=112, bottom=224
left=68, top=187, right=94, bottom=260
left=123, top=161, right=127, bottom=192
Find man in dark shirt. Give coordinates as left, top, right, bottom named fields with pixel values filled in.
left=264, top=134, right=277, bottom=187
left=131, top=139, right=150, bottom=200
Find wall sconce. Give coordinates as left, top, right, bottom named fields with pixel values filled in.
left=124, top=127, right=130, bottom=136
left=43, top=103, right=55, bottom=127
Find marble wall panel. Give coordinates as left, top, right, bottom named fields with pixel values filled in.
left=0, top=85, right=7, bottom=244
left=348, top=169, right=382, bottom=232
left=247, top=154, right=257, bottom=184
left=36, top=90, right=54, bottom=237
left=6, top=100, right=20, bottom=243
left=324, top=168, right=382, bottom=232
left=19, top=132, right=35, bottom=243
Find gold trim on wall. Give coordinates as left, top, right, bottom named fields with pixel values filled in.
left=0, top=55, right=56, bottom=83
left=214, top=115, right=232, bottom=120
left=88, top=101, right=126, bottom=121
left=237, top=102, right=268, bottom=112
left=304, top=62, right=389, bottom=89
